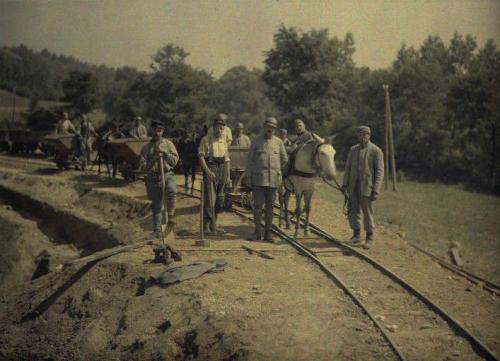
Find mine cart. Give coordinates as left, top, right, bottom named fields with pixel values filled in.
left=43, top=133, right=86, bottom=170
left=10, top=130, right=53, bottom=154
left=107, top=137, right=150, bottom=181
left=225, top=145, right=252, bottom=209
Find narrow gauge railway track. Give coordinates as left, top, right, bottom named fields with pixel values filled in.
left=179, top=189, right=498, bottom=361
left=181, top=184, right=500, bottom=295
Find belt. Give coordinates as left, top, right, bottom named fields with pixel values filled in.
left=205, top=157, right=225, bottom=165
left=290, top=169, right=316, bottom=178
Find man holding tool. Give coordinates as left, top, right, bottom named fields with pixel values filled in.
left=198, top=114, right=230, bottom=235
left=140, top=120, right=179, bottom=239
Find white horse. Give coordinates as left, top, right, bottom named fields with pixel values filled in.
left=279, top=134, right=337, bottom=236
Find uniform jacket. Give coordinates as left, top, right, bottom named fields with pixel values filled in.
left=131, top=124, right=148, bottom=139
left=343, top=141, right=384, bottom=197
left=140, top=138, right=179, bottom=174
left=246, top=135, right=288, bottom=188
left=231, top=134, right=251, bottom=147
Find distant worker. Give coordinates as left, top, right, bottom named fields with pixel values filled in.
left=56, top=112, right=76, bottom=135
left=198, top=114, right=230, bottom=235
left=342, top=126, right=384, bottom=249
left=292, top=118, right=313, bottom=148
left=246, top=117, right=288, bottom=242
left=80, top=114, right=98, bottom=163
left=277, top=128, right=292, bottom=150
left=231, top=122, right=251, bottom=147
left=130, top=116, right=148, bottom=139
left=206, top=113, right=232, bottom=145
left=140, top=120, right=179, bottom=238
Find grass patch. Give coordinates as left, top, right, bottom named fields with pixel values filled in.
left=316, top=173, right=500, bottom=282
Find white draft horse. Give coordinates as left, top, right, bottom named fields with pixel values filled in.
left=279, top=134, right=337, bottom=236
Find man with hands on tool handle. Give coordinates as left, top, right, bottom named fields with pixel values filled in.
left=342, top=126, right=384, bottom=249
left=140, top=120, right=179, bottom=238
left=198, top=114, right=230, bottom=235
left=246, top=117, right=288, bottom=242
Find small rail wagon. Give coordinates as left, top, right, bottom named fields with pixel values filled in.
left=225, top=145, right=252, bottom=209
left=107, top=137, right=150, bottom=181
left=43, top=133, right=85, bottom=170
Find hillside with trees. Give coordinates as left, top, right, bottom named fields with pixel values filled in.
left=0, top=31, right=497, bottom=191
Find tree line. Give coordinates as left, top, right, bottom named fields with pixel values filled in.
left=0, top=27, right=498, bottom=192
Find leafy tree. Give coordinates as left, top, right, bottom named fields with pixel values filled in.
left=263, top=26, right=357, bottom=133
left=62, top=71, right=98, bottom=114
left=213, top=66, right=276, bottom=134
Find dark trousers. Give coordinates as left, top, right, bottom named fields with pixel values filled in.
left=146, top=171, right=176, bottom=231
left=202, top=162, right=226, bottom=224
left=253, top=186, right=277, bottom=237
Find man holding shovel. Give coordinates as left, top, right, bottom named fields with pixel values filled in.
left=198, top=114, right=230, bottom=235
left=140, top=120, right=179, bottom=238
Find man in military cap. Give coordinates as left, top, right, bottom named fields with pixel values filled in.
left=140, top=120, right=179, bottom=237
left=342, top=126, right=384, bottom=249
left=130, top=116, right=148, bottom=139
left=292, top=119, right=313, bottom=148
left=246, top=117, right=288, bottom=242
left=198, top=114, right=230, bottom=234
left=231, top=122, right=251, bottom=147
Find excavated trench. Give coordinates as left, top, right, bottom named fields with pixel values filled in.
left=0, top=173, right=246, bottom=361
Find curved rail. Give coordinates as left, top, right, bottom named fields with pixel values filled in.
left=230, top=207, right=408, bottom=361
left=302, top=220, right=498, bottom=361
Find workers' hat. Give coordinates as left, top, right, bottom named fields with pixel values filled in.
left=279, top=128, right=288, bottom=134
left=151, top=120, right=165, bottom=129
left=264, top=117, right=278, bottom=128
left=356, top=125, right=371, bottom=134
left=213, top=113, right=228, bottom=125
left=235, top=122, right=244, bottom=129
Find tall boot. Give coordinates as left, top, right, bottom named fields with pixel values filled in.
left=264, top=208, right=275, bottom=243
left=251, top=210, right=262, bottom=241
left=152, top=213, right=162, bottom=238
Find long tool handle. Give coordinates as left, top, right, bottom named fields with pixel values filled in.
left=200, top=179, right=204, bottom=240
left=159, top=153, right=167, bottom=248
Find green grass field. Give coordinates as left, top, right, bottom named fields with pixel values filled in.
left=316, top=173, right=500, bottom=282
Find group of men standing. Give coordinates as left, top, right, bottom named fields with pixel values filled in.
left=138, top=113, right=384, bottom=250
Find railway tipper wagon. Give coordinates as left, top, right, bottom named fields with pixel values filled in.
left=43, top=133, right=86, bottom=170
left=107, top=137, right=150, bottom=181
left=225, top=145, right=252, bottom=209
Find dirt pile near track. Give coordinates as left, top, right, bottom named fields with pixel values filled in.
left=0, top=169, right=395, bottom=361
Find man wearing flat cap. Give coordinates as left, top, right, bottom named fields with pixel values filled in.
left=207, top=113, right=233, bottom=145
left=231, top=122, right=251, bottom=147
left=140, top=120, right=180, bottom=238
left=342, top=125, right=384, bottom=249
left=246, top=117, right=288, bottom=242
left=198, top=114, right=231, bottom=234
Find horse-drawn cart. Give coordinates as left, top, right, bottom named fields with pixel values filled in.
left=43, top=133, right=86, bottom=170
left=107, top=138, right=150, bottom=181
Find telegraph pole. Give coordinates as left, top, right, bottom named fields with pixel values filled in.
left=383, top=84, right=389, bottom=190
left=383, top=84, right=397, bottom=192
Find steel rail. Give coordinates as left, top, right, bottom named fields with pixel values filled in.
left=303, top=222, right=498, bottom=361
left=179, top=189, right=499, bottom=360
left=230, top=207, right=408, bottom=361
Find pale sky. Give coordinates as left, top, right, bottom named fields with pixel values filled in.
left=1, top=0, right=499, bottom=77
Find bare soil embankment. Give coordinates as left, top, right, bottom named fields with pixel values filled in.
left=0, top=168, right=396, bottom=361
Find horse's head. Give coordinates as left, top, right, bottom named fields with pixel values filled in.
left=314, top=141, right=337, bottom=181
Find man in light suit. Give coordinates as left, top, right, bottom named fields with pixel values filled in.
left=342, top=126, right=384, bottom=249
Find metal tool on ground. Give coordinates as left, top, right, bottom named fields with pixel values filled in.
left=242, top=245, right=275, bottom=260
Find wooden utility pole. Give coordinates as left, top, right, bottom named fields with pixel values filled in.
left=383, top=84, right=389, bottom=190
left=383, top=84, right=397, bottom=192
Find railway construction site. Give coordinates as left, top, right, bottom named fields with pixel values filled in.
left=0, top=154, right=498, bottom=361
